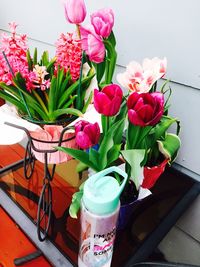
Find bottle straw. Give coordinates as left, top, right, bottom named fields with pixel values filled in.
left=2, top=51, right=33, bottom=119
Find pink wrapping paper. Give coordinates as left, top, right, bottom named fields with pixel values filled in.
left=30, top=125, right=77, bottom=164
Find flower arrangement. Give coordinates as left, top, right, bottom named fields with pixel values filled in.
left=0, top=20, right=95, bottom=124
left=0, top=0, right=181, bottom=219
left=55, top=1, right=181, bottom=218
left=59, top=58, right=180, bottom=217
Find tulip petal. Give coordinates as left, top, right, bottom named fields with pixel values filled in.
left=128, top=109, right=146, bottom=126
left=127, top=92, right=140, bottom=109
left=87, top=34, right=105, bottom=63
left=137, top=104, right=154, bottom=123
left=76, top=131, right=92, bottom=149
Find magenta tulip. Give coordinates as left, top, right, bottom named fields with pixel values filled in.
left=127, top=92, right=164, bottom=126
left=74, top=120, right=100, bottom=149
left=64, top=0, right=86, bottom=24
left=80, top=25, right=105, bottom=63
left=91, top=8, right=114, bottom=38
left=94, top=84, right=123, bottom=116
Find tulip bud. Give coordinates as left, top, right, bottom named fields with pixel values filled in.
left=94, top=84, right=123, bottom=116
left=64, top=0, right=86, bottom=24
left=75, top=120, right=100, bottom=149
left=91, top=8, right=114, bottom=38
left=127, top=92, right=164, bottom=126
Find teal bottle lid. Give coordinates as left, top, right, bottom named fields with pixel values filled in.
left=83, top=166, right=128, bottom=215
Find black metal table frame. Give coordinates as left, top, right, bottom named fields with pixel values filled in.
left=0, top=121, right=75, bottom=242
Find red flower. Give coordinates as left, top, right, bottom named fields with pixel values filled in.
left=142, top=159, right=169, bottom=189
left=75, top=120, right=100, bottom=149
left=127, top=92, right=164, bottom=126
left=94, top=84, right=123, bottom=116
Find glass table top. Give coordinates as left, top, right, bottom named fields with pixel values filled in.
left=0, top=144, right=199, bottom=267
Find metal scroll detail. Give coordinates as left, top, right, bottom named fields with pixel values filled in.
left=24, top=140, right=35, bottom=180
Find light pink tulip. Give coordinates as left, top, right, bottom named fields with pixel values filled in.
left=80, top=25, right=105, bottom=63
left=117, top=57, right=167, bottom=93
left=64, top=0, right=86, bottom=24
left=91, top=8, right=114, bottom=38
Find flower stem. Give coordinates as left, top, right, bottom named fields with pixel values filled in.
left=76, top=24, right=81, bottom=39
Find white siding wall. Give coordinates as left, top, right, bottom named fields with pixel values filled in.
left=0, top=0, right=200, bottom=179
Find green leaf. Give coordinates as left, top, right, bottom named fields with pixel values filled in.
left=89, top=147, right=100, bottom=169
left=60, top=72, right=71, bottom=95
left=76, top=162, right=88, bottom=173
left=56, top=147, right=98, bottom=171
left=82, top=91, right=93, bottom=114
left=69, top=190, right=83, bottom=218
left=42, top=51, right=49, bottom=66
left=121, top=149, right=145, bottom=190
left=46, top=57, right=56, bottom=73
left=51, top=108, right=83, bottom=120
left=48, top=76, right=57, bottom=113
left=26, top=49, right=33, bottom=71
left=127, top=124, right=151, bottom=149
left=93, top=61, right=106, bottom=84
left=149, top=116, right=178, bottom=143
left=107, top=31, right=116, bottom=47
left=0, top=89, right=26, bottom=112
left=0, top=83, right=21, bottom=99
left=107, top=144, right=121, bottom=166
left=104, top=39, right=117, bottom=84
left=58, top=73, right=95, bottom=109
left=33, top=48, right=37, bottom=65
left=157, top=133, right=181, bottom=163
left=62, top=95, right=77, bottom=109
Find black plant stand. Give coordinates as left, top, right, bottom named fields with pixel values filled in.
left=3, top=121, right=75, bottom=242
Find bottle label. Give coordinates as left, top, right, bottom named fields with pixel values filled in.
left=78, top=205, right=119, bottom=267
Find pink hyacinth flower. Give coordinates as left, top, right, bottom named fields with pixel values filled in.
left=91, top=8, right=114, bottom=38
left=0, top=23, right=36, bottom=91
left=55, top=32, right=82, bottom=81
left=80, top=25, right=105, bottom=63
left=64, top=0, right=86, bottom=24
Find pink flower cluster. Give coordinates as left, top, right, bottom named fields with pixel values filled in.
left=64, top=0, right=114, bottom=63
left=80, top=8, right=114, bottom=63
left=0, top=22, right=36, bottom=91
left=117, top=57, right=167, bottom=93
left=55, top=33, right=82, bottom=81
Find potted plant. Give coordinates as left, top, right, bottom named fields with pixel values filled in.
left=53, top=1, right=181, bottom=226
left=0, top=0, right=119, bottom=164
left=57, top=60, right=181, bottom=223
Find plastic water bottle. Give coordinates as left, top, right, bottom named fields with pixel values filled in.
left=78, top=166, right=128, bottom=267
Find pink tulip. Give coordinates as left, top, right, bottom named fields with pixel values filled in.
left=64, top=0, right=86, bottom=24
left=91, top=8, right=114, bottom=38
left=94, top=84, right=123, bottom=116
left=127, top=92, right=164, bottom=126
left=75, top=120, right=100, bottom=149
left=117, top=57, right=167, bottom=93
left=80, top=25, right=105, bottom=63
